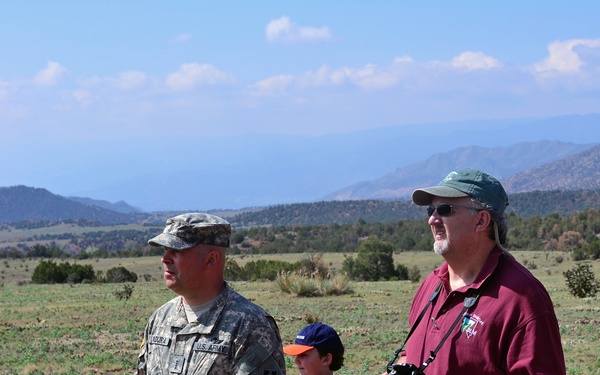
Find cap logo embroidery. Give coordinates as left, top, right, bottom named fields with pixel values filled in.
left=443, top=171, right=458, bottom=182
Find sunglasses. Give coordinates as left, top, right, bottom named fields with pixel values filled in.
left=427, top=203, right=478, bottom=217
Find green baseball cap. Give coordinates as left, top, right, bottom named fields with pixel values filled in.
left=412, top=168, right=509, bottom=214
left=148, top=213, right=231, bottom=250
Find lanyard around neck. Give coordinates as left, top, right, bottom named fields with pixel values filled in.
left=386, top=281, right=486, bottom=373
left=386, top=282, right=442, bottom=371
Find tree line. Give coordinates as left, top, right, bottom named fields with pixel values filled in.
left=1, top=208, right=599, bottom=261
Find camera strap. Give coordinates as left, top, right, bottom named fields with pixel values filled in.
left=386, top=282, right=443, bottom=371
left=387, top=279, right=487, bottom=374
left=418, top=284, right=485, bottom=373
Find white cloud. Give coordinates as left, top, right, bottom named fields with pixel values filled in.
left=72, top=89, right=92, bottom=104
left=450, top=51, right=502, bottom=71
left=109, top=71, right=148, bottom=90
left=264, top=57, right=414, bottom=93
left=534, top=38, right=600, bottom=74
left=33, top=61, right=67, bottom=86
left=346, top=64, right=401, bottom=89
left=249, top=75, right=295, bottom=96
left=0, top=80, right=9, bottom=100
left=266, top=16, right=332, bottom=43
left=166, top=63, right=235, bottom=91
left=296, top=66, right=346, bottom=87
left=298, top=64, right=399, bottom=90
left=172, top=33, right=192, bottom=44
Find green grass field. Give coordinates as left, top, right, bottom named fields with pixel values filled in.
left=0, top=252, right=598, bottom=374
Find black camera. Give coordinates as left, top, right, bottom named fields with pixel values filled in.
left=388, top=363, right=425, bottom=375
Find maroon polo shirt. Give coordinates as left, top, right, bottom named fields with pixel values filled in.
left=405, top=247, right=566, bottom=374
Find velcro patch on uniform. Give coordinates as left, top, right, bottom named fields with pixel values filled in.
left=193, top=340, right=230, bottom=354
left=148, top=335, right=170, bottom=346
left=169, top=355, right=185, bottom=374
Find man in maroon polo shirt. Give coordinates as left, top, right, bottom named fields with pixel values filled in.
left=388, top=168, right=565, bottom=374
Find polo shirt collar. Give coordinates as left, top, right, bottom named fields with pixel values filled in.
left=434, top=246, right=503, bottom=291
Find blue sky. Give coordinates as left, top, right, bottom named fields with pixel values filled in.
left=2, top=1, right=600, bottom=144
left=1, top=2, right=600, bottom=208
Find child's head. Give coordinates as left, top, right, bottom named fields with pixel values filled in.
left=284, top=323, right=344, bottom=374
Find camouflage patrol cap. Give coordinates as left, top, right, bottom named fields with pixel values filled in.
left=148, top=213, right=231, bottom=250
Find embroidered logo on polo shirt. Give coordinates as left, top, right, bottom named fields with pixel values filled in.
left=461, top=312, right=484, bottom=338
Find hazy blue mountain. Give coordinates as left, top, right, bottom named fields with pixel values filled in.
left=5, top=114, right=600, bottom=211
left=0, top=186, right=143, bottom=224
left=322, top=141, right=597, bottom=201
left=67, top=196, right=143, bottom=214
left=1, top=141, right=599, bottom=224
left=502, top=144, right=600, bottom=192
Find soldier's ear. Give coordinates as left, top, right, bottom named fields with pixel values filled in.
left=206, top=248, right=224, bottom=267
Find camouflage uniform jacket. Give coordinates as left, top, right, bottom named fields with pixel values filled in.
left=137, top=282, right=286, bottom=375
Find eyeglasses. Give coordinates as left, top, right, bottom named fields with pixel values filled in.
left=427, top=203, right=479, bottom=217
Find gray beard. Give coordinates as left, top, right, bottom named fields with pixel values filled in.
left=433, top=239, right=449, bottom=255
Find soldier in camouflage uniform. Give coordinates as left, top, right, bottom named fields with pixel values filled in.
left=137, top=213, right=286, bottom=375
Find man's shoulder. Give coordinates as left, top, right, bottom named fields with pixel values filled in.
left=219, top=285, right=275, bottom=322
left=222, top=285, right=268, bottom=311
left=494, top=254, right=555, bottom=307
left=150, top=296, right=181, bottom=317
left=497, top=254, right=544, bottom=287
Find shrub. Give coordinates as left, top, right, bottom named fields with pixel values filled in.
left=31, top=260, right=65, bottom=284
left=289, top=278, right=320, bottom=297
left=31, top=260, right=95, bottom=284
left=303, top=312, right=320, bottom=324
left=275, top=272, right=352, bottom=297
left=113, top=284, right=134, bottom=300
left=275, top=272, right=293, bottom=293
left=587, top=241, right=600, bottom=260
left=408, top=265, right=421, bottom=283
left=227, top=259, right=301, bottom=281
left=321, top=274, right=352, bottom=296
left=103, top=266, right=137, bottom=283
left=342, top=236, right=399, bottom=281
left=299, top=254, right=330, bottom=278
left=563, top=263, right=598, bottom=298
left=395, top=264, right=409, bottom=280
left=225, top=258, right=243, bottom=280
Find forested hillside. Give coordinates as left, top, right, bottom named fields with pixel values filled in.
left=2, top=185, right=600, bottom=229
left=2, top=207, right=599, bottom=262
left=228, top=190, right=600, bottom=227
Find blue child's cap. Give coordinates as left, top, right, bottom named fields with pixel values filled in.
left=283, top=323, right=344, bottom=356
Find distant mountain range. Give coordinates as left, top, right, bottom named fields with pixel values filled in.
left=1, top=140, right=599, bottom=225
left=323, top=141, right=597, bottom=201
left=9, top=114, right=600, bottom=212
left=502, top=143, right=600, bottom=192
left=0, top=186, right=145, bottom=225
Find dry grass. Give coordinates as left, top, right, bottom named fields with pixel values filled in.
left=0, top=251, right=598, bottom=375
